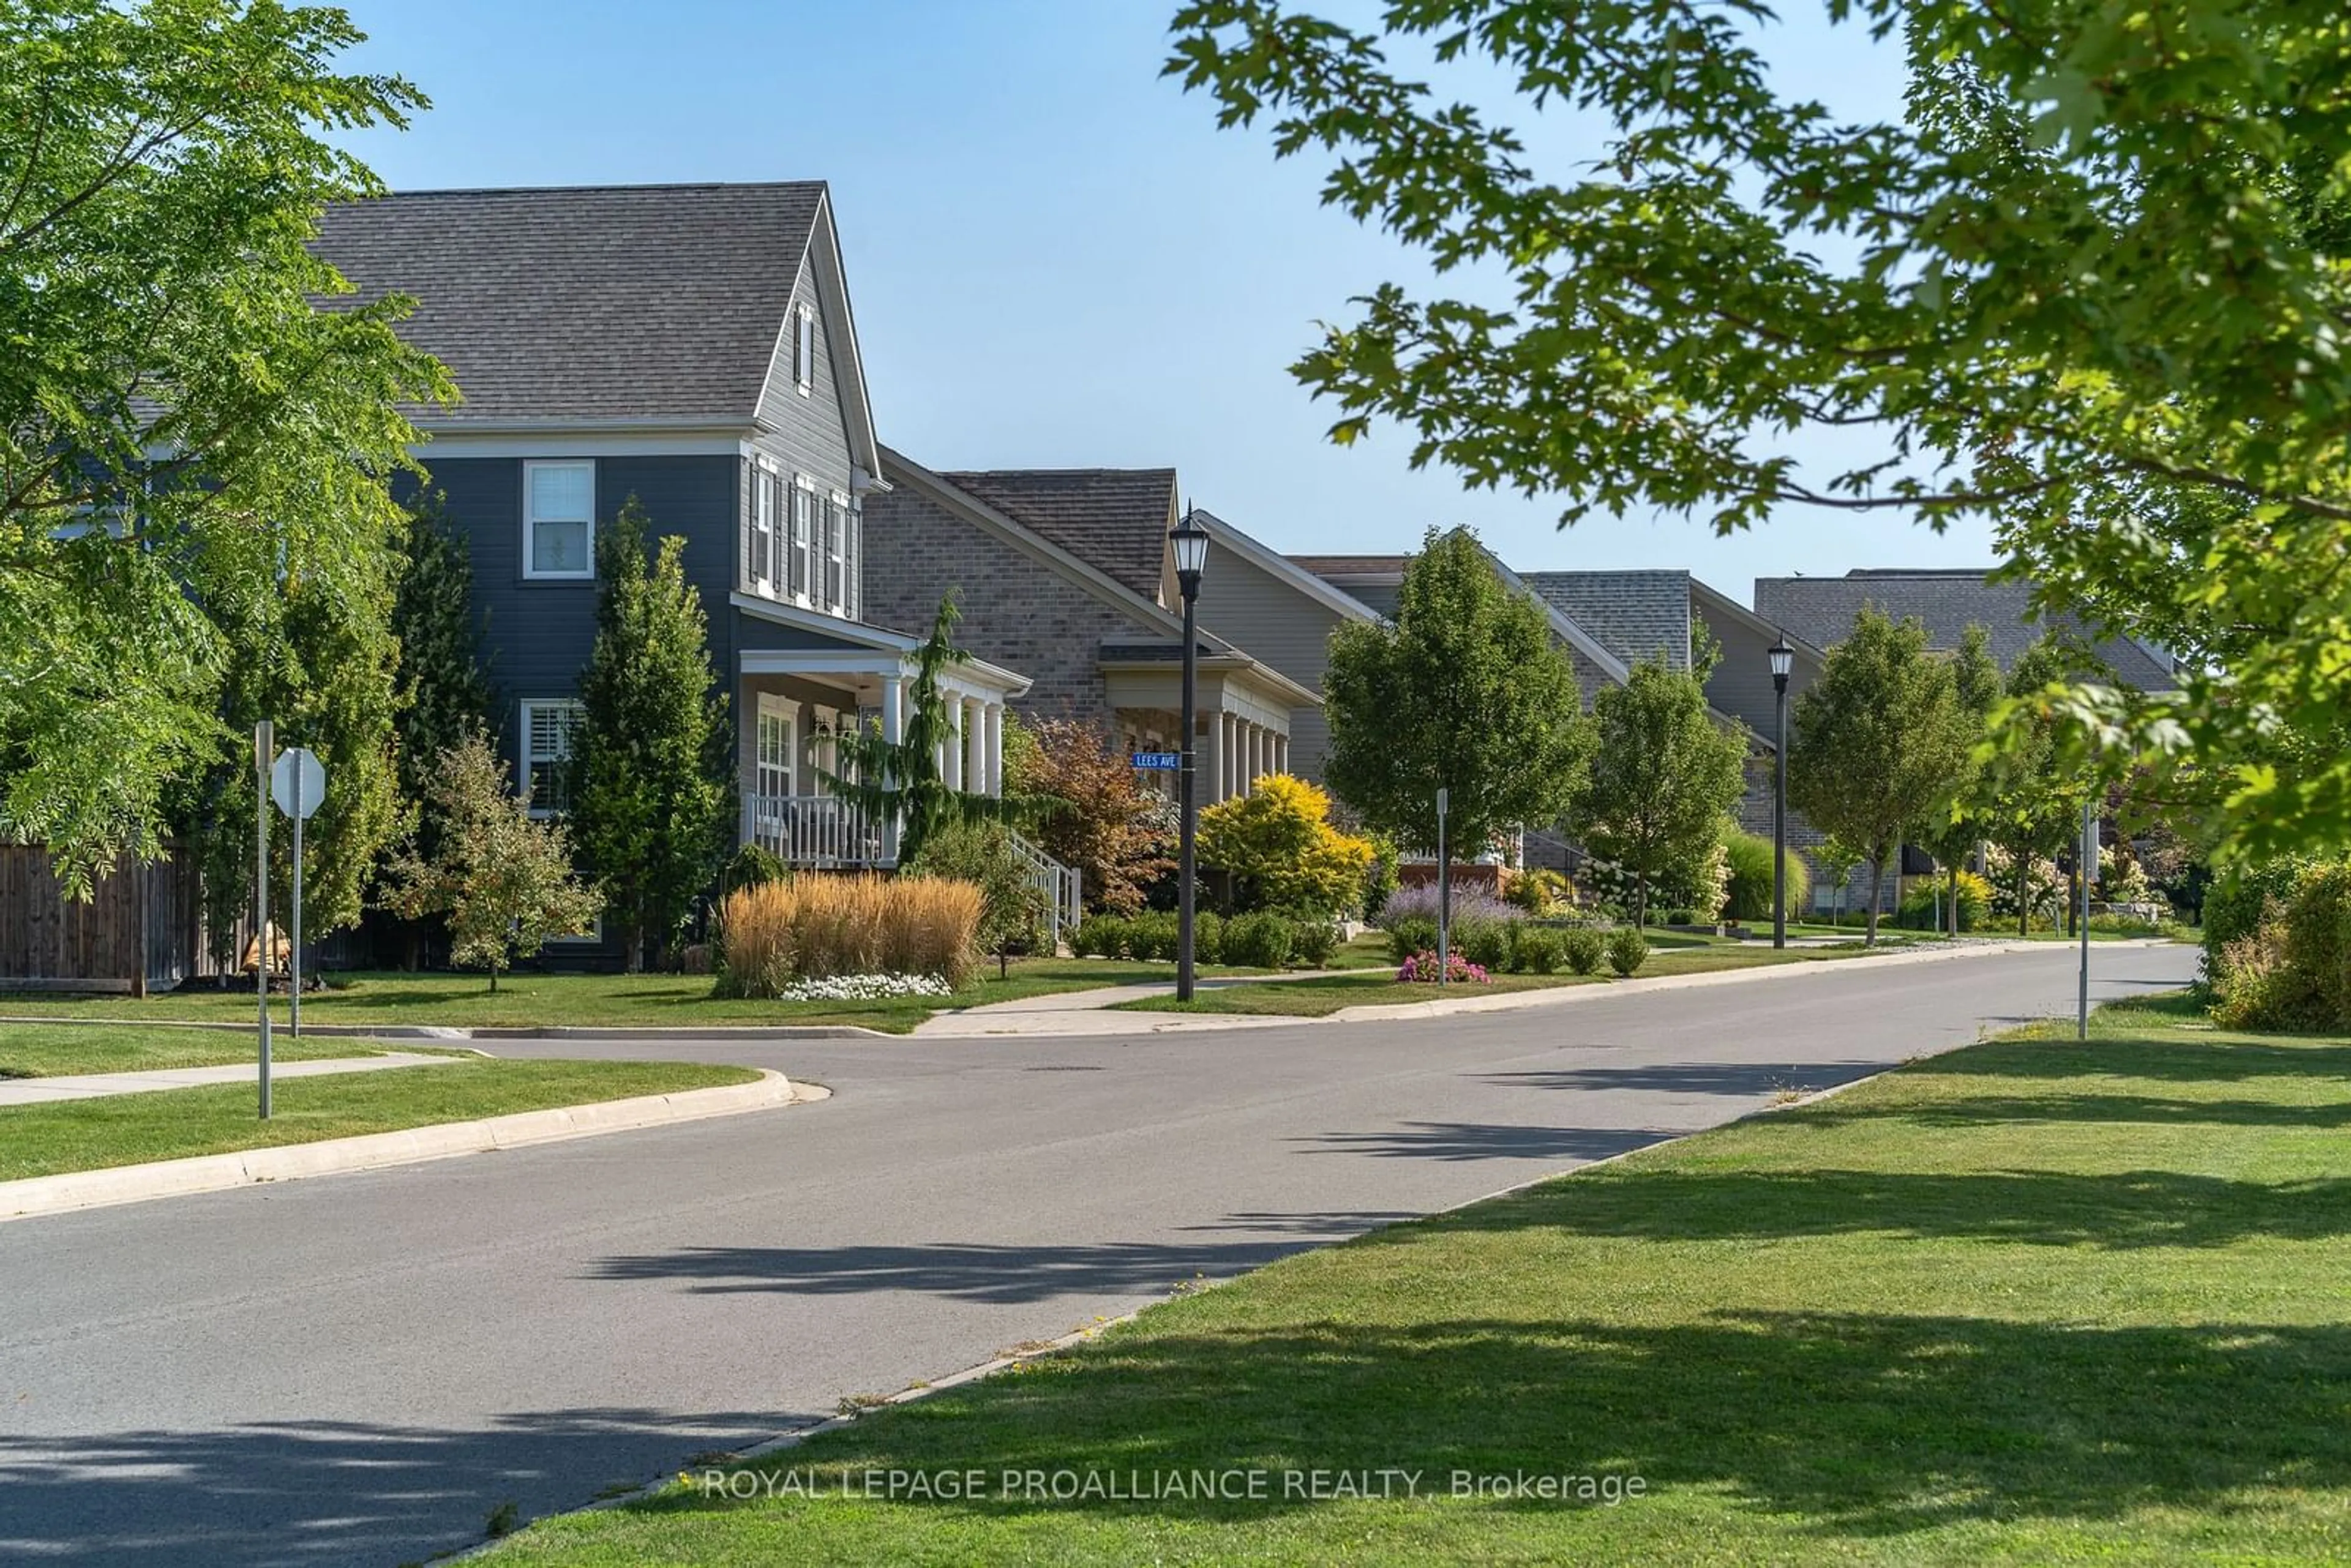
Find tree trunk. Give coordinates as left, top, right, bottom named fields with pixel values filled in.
left=2017, top=862, right=2031, bottom=937
left=1947, top=865, right=1960, bottom=937
left=489, top=964, right=500, bottom=994
left=1865, top=855, right=1884, bottom=947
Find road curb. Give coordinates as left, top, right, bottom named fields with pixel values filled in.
left=1320, top=937, right=2176, bottom=1024
left=0, top=1016, right=893, bottom=1041
left=0, top=1069, right=822, bottom=1224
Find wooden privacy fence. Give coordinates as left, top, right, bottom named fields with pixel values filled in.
left=0, top=843, right=206, bottom=994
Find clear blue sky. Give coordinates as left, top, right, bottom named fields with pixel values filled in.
left=336, top=1, right=2000, bottom=604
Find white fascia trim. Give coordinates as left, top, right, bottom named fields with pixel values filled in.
left=1690, top=576, right=1828, bottom=666
left=731, top=594, right=1033, bottom=697
left=879, top=446, right=1190, bottom=640
left=738, top=647, right=1031, bottom=699
left=733, top=591, right=915, bottom=652
left=411, top=423, right=754, bottom=460
left=1191, top=507, right=1380, bottom=625
left=1488, top=554, right=1632, bottom=684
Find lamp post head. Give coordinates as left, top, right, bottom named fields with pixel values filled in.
left=1171, top=508, right=1210, bottom=601
left=1768, top=629, right=1794, bottom=691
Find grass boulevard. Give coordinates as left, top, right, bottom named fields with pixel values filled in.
left=472, top=992, right=2351, bottom=1565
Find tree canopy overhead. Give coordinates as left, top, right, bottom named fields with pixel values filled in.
left=0, top=0, right=453, bottom=890
left=1167, top=0, right=2351, bottom=858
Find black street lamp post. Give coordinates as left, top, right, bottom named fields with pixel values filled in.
left=1171, top=508, right=1211, bottom=1002
left=1769, top=630, right=1794, bottom=950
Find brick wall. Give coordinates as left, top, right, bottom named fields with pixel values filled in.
left=861, top=486, right=1163, bottom=728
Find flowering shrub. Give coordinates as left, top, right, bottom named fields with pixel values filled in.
left=1374, top=882, right=1513, bottom=929
left=1395, top=949, right=1491, bottom=984
left=774, top=973, right=953, bottom=1002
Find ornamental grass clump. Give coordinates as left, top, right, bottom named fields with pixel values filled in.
left=715, top=874, right=980, bottom=997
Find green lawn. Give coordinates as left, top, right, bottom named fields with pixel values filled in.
left=0, top=1023, right=407, bottom=1079
left=0, top=1057, right=758, bottom=1181
left=0, top=959, right=1271, bottom=1035
left=481, top=993, right=2351, bottom=1565
left=1122, top=932, right=1884, bottom=1018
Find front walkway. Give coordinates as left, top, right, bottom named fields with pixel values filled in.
left=0, top=1052, right=459, bottom=1106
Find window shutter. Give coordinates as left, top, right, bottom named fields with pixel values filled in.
left=741, top=458, right=756, bottom=592
left=845, top=506, right=861, bottom=621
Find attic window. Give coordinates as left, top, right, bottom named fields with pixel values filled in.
left=794, top=304, right=815, bottom=394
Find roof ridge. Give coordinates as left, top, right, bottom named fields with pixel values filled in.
left=365, top=180, right=830, bottom=199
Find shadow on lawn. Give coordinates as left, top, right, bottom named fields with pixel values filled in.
left=1479, top=1164, right=2351, bottom=1248
left=1910, top=1035, right=2351, bottom=1086
left=0, top=1406, right=817, bottom=1568
left=673, top=1308, right=2351, bottom=1539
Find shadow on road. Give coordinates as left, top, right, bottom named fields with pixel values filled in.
left=0, top=1406, right=812, bottom=1568
left=584, top=1211, right=1420, bottom=1304
left=1290, top=1122, right=1662, bottom=1163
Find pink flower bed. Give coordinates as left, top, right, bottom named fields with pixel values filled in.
left=1395, top=949, right=1491, bottom=985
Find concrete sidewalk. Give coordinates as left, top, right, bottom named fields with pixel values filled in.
left=0, top=1052, right=457, bottom=1106
left=910, top=970, right=1343, bottom=1037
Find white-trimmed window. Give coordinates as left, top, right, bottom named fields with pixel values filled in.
left=520, top=699, right=583, bottom=816
left=756, top=695, right=797, bottom=800
left=523, top=460, right=594, bottom=579
left=825, top=492, right=848, bottom=614
left=750, top=462, right=778, bottom=595
left=793, top=304, right=816, bottom=394
left=792, top=478, right=815, bottom=604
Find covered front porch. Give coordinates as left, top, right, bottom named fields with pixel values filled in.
left=735, top=600, right=1031, bottom=869
left=1099, top=642, right=1318, bottom=805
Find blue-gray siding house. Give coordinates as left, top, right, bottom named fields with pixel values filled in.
left=314, top=182, right=1031, bottom=914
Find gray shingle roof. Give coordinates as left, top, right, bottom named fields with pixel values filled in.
left=937, top=468, right=1176, bottom=600
left=1753, top=571, right=2177, bottom=691
left=310, top=182, right=825, bottom=423
left=1520, top=570, right=1695, bottom=669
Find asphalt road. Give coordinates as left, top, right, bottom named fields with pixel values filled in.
left=0, top=941, right=2199, bottom=1567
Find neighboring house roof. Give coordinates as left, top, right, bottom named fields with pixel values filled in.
left=1520, top=570, right=1695, bottom=669
left=936, top=468, right=1177, bottom=601
left=1753, top=569, right=2177, bottom=691
left=1286, top=553, right=1411, bottom=579
left=314, top=182, right=825, bottom=424
left=1190, top=509, right=1382, bottom=625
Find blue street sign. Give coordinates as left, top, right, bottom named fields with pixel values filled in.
left=1131, top=751, right=1182, bottom=770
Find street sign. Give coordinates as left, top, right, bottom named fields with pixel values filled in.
left=271, top=747, right=326, bottom=819
left=268, top=745, right=324, bottom=1040
left=1131, top=751, right=1181, bottom=770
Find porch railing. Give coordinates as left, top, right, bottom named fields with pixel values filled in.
left=1008, top=830, right=1083, bottom=951
left=749, top=793, right=886, bottom=868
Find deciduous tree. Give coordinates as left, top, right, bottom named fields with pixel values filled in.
left=0, top=0, right=452, bottom=890
left=1198, top=772, right=1375, bottom=917
left=1565, top=650, right=1749, bottom=927
left=384, top=731, right=599, bottom=992
left=1323, top=526, right=1591, bottom=855
left=1021, top=717, right=1172, bottom=916
left=390, top=489, right=494, bottom=858
left=1787, top=609, right=1976, bottom=945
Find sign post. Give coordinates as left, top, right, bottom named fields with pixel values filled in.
left=271, top=746, right=327, bottom=1037
left=254, top=721, right=273, bottom=1119
left=1435, top=786, right=1450, bottom=989
left=2077, top=798, right=2094, bottom=1041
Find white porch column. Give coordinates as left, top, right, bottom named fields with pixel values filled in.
left=880, top=674, right=906, bottom=861
left=1273, top=733, right=1288, bottom=777
left=944, top=692, right=966, bottom=791
left=963, top=697, right=986, bottom=795
left=983, top=702, right=1004, bottom=797
left=1204, top=709, right=1226, bottom=805
left=1246, top=724, right=1264, bottom=791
